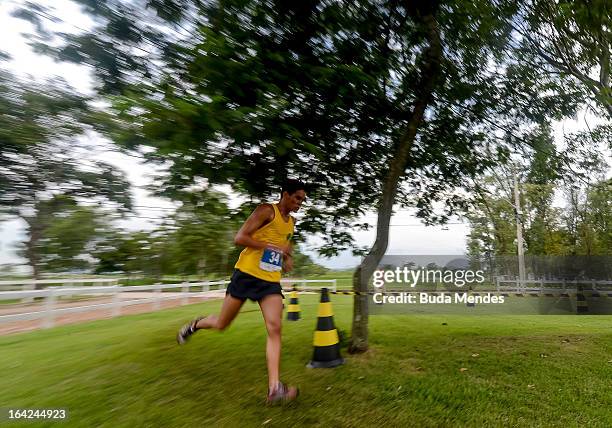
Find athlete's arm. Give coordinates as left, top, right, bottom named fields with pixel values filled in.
left=282, top=218, right=295, bottom=272
left=282, top=248, right=293, bottom=273
left=234, top=205, right=292, bottom=254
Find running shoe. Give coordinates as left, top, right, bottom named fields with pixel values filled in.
left=266, top=381, right=299, bottom=404
left=176, top=316, right=205, bottom=345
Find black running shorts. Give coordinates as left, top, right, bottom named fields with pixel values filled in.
left=226, top=269, right=284, bottom=302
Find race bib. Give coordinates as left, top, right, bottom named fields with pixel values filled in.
left=260, top=248, right=283, bottom=272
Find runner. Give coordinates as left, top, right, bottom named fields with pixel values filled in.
left=176, top=179, right=307, bottom=404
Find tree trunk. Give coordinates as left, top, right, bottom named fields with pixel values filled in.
left=23, top=197, right=75, bottom=283
left=349, top=9, right=442, bottom=353
left=24, top=220, right=43, bottom=283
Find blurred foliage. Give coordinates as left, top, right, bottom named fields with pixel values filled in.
left=515, top=0, right=611, bottom=117
left=93, top=230, right=169, bottom=278
left=165, top=190, right=238, bottom=276
left=0, top=70, right=133, bottom=278
left=2, top=1, right=609, bottom=288
left=291, top=248, right=329, bottom=277
left=13, top=0, right=597, bottom=257
left=19, top=203, right=104, bottom=273
left=0, top=70, right=88, bottom=209
left=92, top=190, right=329, bottom=278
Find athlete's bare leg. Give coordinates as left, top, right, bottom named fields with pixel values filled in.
left=258, top=294, right=283, bottom=390
left=195, top=294, right=245, bottom=330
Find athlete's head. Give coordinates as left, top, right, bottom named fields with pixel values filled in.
left=281, top=179, right=307, bottom=212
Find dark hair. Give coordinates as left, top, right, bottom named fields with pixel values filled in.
left=281, top=179, right=307, bottom=196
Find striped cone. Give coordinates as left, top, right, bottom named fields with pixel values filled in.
left=307, top=288, right=344, bottom=368
left=287, top=288, right=300, bottom=321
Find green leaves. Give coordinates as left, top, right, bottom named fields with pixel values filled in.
left=0, top=70, right=134, bottom=275
left=34, top=206, right=102, bottom=272
left=517, top=0, right=612, bottom=117
left=10, top=0, right=609, bottom=259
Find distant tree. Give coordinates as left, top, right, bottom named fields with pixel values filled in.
left=164, top=190, right=238, bottom=276
left=466, top=178, right=518, bottom=258
left=564, top=178, right=612, bottom=256
left=467, top=124, right=611, bottom=258
left=20, top=203, right=107, bottom=273
left=0, top=70, right=86, bottom=214
left=586, top=180, right=612, bottom=254
left=291, top=247, right=329, bottom=277
left=94, top=230, right=165, bottom=277
left=0, top=70, right=132, bottom=278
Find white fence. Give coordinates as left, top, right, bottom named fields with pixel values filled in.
left=0, top=278, right=337, bottom=329
left=281, top=279, right=337, bottom=292
left=0, top=278, right=120, bottom=291
left=496, top=278, right=612, bottom=293
left=0, top=281, right=227, bottom=329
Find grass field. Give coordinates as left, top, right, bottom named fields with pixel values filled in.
left=2, top=293, right=612, bottom=427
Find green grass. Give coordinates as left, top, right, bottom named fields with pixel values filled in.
left=1, top=294, right=612, bottom=427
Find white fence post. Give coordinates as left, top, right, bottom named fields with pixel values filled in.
left=496, top=277, right=500, bottom=292
left=154, top=283, right=162, bottom=310
left=112, top=286, right=121, bottom=317
left=24, top=280, right=36, bottom=304
left=43, top=288, right=56, bottom=329
left=182, top=282, right=189, bottom=305
left=332, top=279, right=337, bottom=292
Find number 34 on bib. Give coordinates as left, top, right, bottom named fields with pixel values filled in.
left=260, top=248, right=283, bottom=272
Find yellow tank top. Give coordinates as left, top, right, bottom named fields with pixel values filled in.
left=235, top=204, right=294, bottom=282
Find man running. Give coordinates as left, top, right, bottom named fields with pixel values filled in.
left=176, top=179, right=307, bottom=404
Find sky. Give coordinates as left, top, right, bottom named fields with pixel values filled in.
left=0, top=1, right=609, bottom=273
